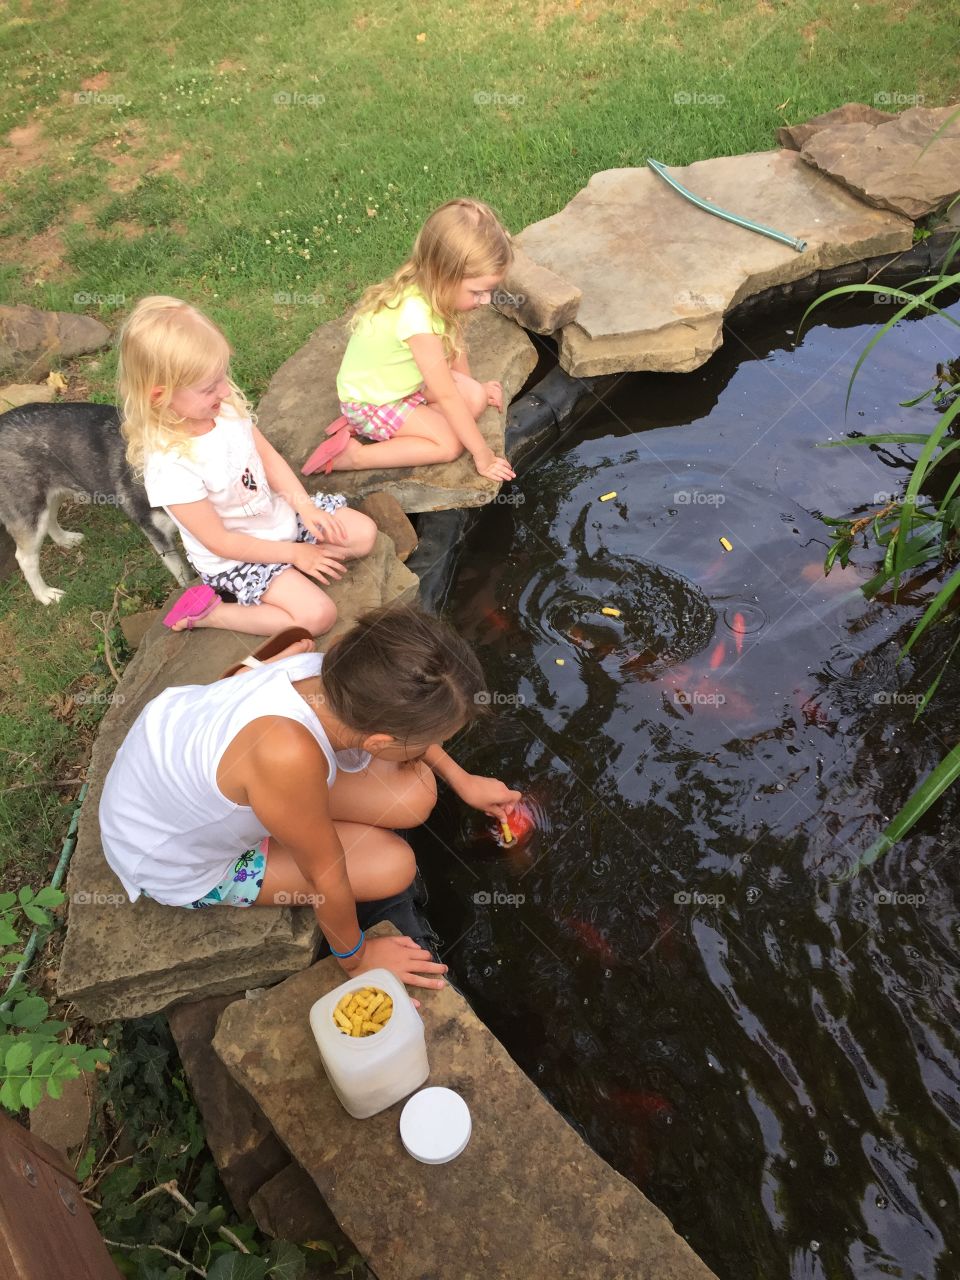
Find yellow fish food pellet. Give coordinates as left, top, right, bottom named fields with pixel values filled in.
left=599, top=491, right=617, bottom=502
left=719, top=537, right=733, bottom=552
left=601, top=607, right=621, bottom=618
left=334, top=986, right=393, bottom=1037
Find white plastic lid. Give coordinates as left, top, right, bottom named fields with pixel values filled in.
left=399, top=1087, right=472, bottom=1164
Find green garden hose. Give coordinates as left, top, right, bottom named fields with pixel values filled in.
left=0, top=782, right=88, bottom=1009
left=646, top=158, right=807, bottom=253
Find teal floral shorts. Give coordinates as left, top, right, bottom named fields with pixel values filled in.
left=184, top=841, right=268, bottom=910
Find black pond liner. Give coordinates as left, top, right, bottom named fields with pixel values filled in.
left=407, top=230, right=960, bottom=611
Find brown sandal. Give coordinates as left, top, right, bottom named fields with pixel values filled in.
left=219, top=627, right=316, bottom=680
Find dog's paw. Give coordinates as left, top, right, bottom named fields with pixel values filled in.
left=58, top=530, right=85, bottom=548
left=37, top=585, right=65, bottom=605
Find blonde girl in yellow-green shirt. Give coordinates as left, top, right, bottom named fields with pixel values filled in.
left=301, top=199, right=515, bottom=483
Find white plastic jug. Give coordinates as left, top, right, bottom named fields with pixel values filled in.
left=309, top=968, right=429, bottom=1119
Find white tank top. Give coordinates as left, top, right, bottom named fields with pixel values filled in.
left=99, top=652, right=370, bottom=906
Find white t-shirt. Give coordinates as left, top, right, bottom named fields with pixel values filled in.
left=99, top=651, right=371, bottom=906
left=143, top=408, right=298, bottom=575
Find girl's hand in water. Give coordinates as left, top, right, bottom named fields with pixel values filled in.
left=483, top=380, right=504, bottom=411
left=455, top=773, right=522, bottom=818
left=340, top=935, right=447, bottom=990
left=292, top=541, right=349, bottom=585
left=296, top=502, right=348, bottom=545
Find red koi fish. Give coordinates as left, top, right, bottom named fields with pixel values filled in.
left=608, top=1084, right=674, bottom=1121
left=709, top=641, right=726, bottom=670
left=561, top=916, right=618, bottom=967
left=731, top=612, right=747, bottom=655
left=482, top=609, right=511, bottom=635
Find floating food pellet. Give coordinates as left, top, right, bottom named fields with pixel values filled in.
left=719, top=537, right=733, bottom=552
left=555, top=658, right=565, bottom=666
left=601, top=607, right=621, bottom=618
left=499, top=818, right=514, bottom=845
left=599, top=491, right=617, bottom=502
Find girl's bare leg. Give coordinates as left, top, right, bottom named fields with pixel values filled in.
left=256, top=820, right=416, bottom=904
left=176, top=569, right=335, bottom=636
left=327, top=755, right=438, bottom=830
left=329, top=405, right=464, bottom=471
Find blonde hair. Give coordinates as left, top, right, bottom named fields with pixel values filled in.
left=117, top=296, right=251, bottom=469
left=353, top=198, right=513, bottom=359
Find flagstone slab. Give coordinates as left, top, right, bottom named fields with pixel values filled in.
left=212, top=925, right=719, bottom=1280
left=256, top=306, right=538, bottom=513
left=777, top=101, right=894, bottom=151
left=797, top=105, right=960, bottom=221
left=57, top=533, right=417, bottom=1022
left=515, top=149, right=913, bottom=377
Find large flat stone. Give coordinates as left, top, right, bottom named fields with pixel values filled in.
left=167, top=994, right=289, bottom=1217
left=212, top=924, right=718, bottom=1280
left=57, top=533, right=418, bottom=1022
left=798, top=105, right=960, bottom=221
left=494, top=245, right=582, bottom=334
left=515, top=149, right=913, bottom=377
left=0, top=305, right=110, bottom=379
left=777, top=101, right=894, bottom=151
left=257, top=307, right=538, bottom=513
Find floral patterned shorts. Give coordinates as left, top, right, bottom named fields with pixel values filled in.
left=184, top=840, right=269, bottom=910
left=199, top=492, right=348, bottom=607
left=340, top=389, right=427, bottom=442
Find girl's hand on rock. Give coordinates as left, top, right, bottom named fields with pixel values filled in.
left=483, top=380, right=504, bottom=411
left=297, top=503, right=348, bottom=545
left=341, top=935, right=447, bottom=990
left=474, top=453, right=516, bottom=483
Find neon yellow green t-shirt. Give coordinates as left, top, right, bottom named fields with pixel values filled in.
left=336, top=287, right=446, bottom=407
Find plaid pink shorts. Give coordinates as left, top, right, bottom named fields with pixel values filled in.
left=340, top=389, right=427, bottom=442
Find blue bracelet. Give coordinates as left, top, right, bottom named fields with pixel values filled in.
left=330, top=929, right=365, bottom=959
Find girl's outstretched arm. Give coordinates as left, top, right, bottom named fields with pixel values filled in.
left=423, top=744, right=521, bottom=818
left=168, top=497, right=349, bottom=584
left=238, top=719, right=447, bottom=987
left=251, top=425, right=347, bottom=544
left=406, top=333, right=508, bottom=477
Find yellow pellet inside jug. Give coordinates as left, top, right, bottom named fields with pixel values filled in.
left=333, top=986, right=393, bottom=1037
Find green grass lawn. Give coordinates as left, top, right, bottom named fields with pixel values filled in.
left=0, top=0, right=958, bottom=880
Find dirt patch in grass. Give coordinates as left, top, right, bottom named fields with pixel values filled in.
left=0, top=121, right=49, bottom=183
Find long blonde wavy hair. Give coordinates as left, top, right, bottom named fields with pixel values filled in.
left=117, top=296, right=251, bottom=469
left=353, top=198, right=513, bottom=359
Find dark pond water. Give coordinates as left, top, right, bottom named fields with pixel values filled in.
left=413, top=295, right=960, bottom=1280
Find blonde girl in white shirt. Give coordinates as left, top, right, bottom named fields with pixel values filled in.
left=119, top=295, right=377, bottom=635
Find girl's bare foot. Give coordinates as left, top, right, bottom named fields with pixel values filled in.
left=171, top=603, right=221, bottom=632
left=328, top=438, right=368, bottom=471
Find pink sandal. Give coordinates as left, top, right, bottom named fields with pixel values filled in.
left=301, top=415, right=353, bottom=476
left=163, top=584, right=221, bottom=631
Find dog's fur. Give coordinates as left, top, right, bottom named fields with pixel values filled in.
left=0, top=402, right=188, bottom=604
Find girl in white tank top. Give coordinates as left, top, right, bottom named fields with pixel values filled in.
left=99, top=605, right=522, bottom=992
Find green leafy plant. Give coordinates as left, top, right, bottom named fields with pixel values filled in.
left=85, top=1016, right=364, bottom=1279
left=0, top=886, right=108, bottom=1111
left=798, top=233, right=960, bottom=867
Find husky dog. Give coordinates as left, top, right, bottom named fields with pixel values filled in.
left=0, top=402, right=188, bottom=604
